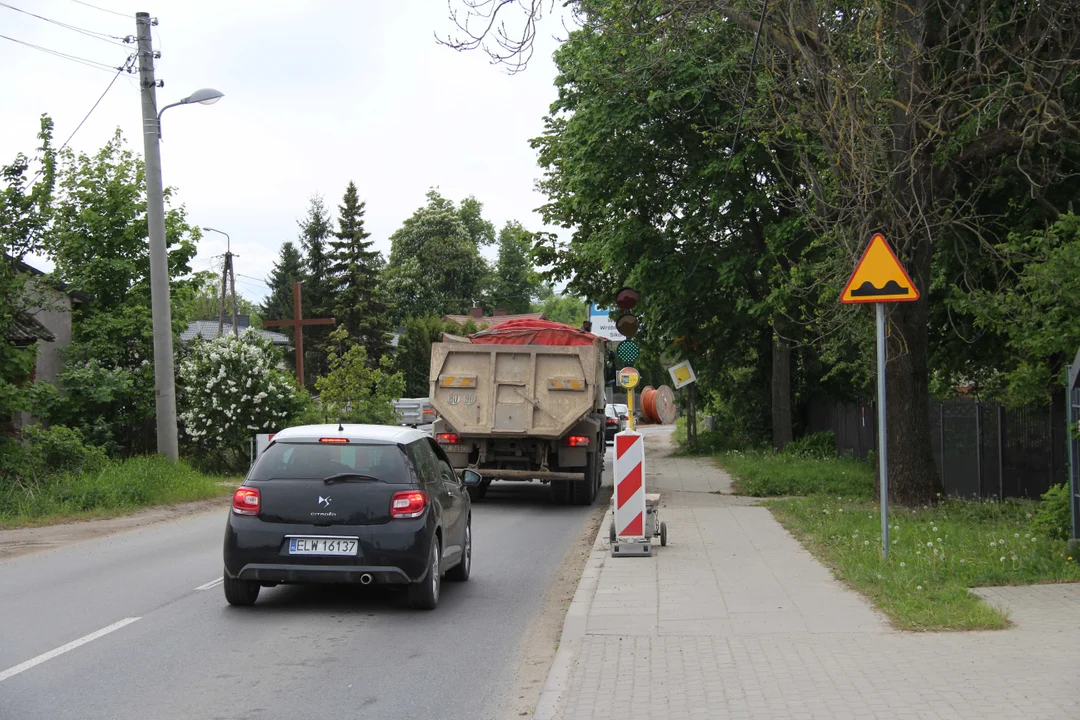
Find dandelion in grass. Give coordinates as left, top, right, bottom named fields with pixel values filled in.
left=900, top=562, right=906, bottom=567
left=917, top=585, right=923, bottom=591
left=933, top=527, right=938, bottom=532
left=927, top=542, right=933, bottom=548
left=1015, top=533, right=1020, bottom=538
left=1000, top=557, right=1006, bottom=562
left=864, top=541, right=870, bottom=546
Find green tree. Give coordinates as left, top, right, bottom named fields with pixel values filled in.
left=315, top=327, right=404, bottom=424
left=384, top=189, right=491, bottom=320
left=534, top=293, right=585, bottom=326
left=297, top=195, right=336, bottom=386
left=490, top=221, right=539, bottom=313
left=45, top=130, right=203, bottom=455
left=328, top=182, right=390, bottom=361
left=263, top=240, right=305, bottom=354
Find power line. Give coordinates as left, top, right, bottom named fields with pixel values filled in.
left=236, top=273, right=270, bottom=286
left=0, top=32, right=125, bottom=72
left=0, top=1, right=131, bottom=47
left=68, top=0, right=128, bottom=19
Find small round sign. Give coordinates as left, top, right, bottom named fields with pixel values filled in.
left=618, top=366, right=640, bottom=389
left=617, top=339, right=640, bottom=365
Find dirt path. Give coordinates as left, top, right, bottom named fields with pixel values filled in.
left=0, top=497, right=230, bottom=562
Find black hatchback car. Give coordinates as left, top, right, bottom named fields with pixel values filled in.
left=223, top=424, right=481, bottom=610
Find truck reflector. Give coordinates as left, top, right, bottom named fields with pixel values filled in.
left=547, top=378, right=585, bottom=391
left=439, top=375, right=476, bottom=388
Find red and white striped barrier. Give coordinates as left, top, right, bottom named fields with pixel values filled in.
left=614, top=431, right=646, bottom=538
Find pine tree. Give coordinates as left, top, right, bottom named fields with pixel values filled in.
left=263, top=241, right=306, bottom=370
left=328, top=181, right=390, bottom=362
left=298, top=194, right=336, bottom=386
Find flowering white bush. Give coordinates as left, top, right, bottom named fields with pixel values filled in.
left=177, top=330, right=304, bottom=469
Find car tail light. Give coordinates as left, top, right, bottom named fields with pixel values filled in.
left=390, top=490, right=429, bottom=519
left=232, top=487, right=260, bottom=516
left=436, top=433, right=460, bottom=445
left=566, top=435, right=591, bottom=447
left=606, top=417, right=618, bottom=426
left=319, top=437, right=348, bottom=443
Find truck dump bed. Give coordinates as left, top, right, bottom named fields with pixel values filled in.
left=429, top=320, right=605, bottom=439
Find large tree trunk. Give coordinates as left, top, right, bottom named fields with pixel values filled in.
left=883, top=297, right=940, bottom=506
left=771, top=323, right=793, bottom=450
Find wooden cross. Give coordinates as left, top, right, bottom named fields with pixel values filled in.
left=263, top=281, right=335, bottom=387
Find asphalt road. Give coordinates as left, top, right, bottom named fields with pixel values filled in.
left=0, top=446, right=613, bottom=720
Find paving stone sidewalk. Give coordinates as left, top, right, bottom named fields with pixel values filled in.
left=542, top=428, right=1080, bottom=720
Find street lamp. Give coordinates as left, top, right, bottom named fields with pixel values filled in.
left=157, top=89, right=225, bottom=139
left=136, top=11, right=224, bottom=461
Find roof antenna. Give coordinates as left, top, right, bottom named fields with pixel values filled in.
left=338, top=420, right=344, bottom=432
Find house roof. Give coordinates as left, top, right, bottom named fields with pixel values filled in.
left=9, top=312, right=56, bottom=344
left=10, top=256, right=92, bottom=304
left=181, top=320, right=290, bottom=346
left=441, top=311, right=547, bottom=329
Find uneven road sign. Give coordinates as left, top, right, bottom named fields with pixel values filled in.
left=840, top=233, right=919, bottom=304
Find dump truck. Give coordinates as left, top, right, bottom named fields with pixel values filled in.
left=429, top=319, right=606, bottom=505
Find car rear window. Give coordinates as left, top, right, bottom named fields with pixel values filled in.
left=248, top=442, right=411, bottom=483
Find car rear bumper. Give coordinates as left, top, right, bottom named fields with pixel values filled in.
left=231, top=563, right=413, bottom=585
left=223, top=514, right=435, bottom=584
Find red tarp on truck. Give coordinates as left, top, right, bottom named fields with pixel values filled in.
left=469, top=318, right=603, bottom=347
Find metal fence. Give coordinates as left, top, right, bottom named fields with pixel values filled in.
left=806, top=397, right=1066, bottom=500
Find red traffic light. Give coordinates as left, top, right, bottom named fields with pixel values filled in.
left=615, top=287, right=638, bottom=310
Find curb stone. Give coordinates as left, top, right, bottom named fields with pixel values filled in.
left=531, top=511, right=609, bottom=720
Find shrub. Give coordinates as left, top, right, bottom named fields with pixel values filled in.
left=177, top=330, right=305, bottom=472
left=784, top=431, right=836, bottom=459
left=1031, top=483, right=1072, bottom=541
left=23, top=424, right=108, bottom=477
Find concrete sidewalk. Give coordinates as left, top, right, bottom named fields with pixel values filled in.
left=535, top=428, right=1080, bottom=720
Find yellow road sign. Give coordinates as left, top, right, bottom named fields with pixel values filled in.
left=618, top=367, right=640, bottom=389
left=840, top=233, right=919, bottom=304
left=668, top=360, right=696, bottom=389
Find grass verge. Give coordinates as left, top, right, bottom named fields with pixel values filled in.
left=721, top=450, right=875, bottom=498
left=770, top=496, right=1080, bottom=630
left=0, top=455, right=237, bottom=529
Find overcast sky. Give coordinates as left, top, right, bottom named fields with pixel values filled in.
left=1, top=0, right=569, bottom=303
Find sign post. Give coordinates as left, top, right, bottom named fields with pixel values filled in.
left=619, top=367, right=640, bottom=431
left=841, top=233, right=919, bottom=557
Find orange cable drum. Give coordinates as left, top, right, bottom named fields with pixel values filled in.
left=641, top=385, right=677, bottom=425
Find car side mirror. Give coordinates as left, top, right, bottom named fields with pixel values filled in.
left=461, top=469, right=483, bottom=487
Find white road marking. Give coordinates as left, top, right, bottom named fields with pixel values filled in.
left=0, top=617, right=141, bottom=683
left=195, top=577, right=224, bottom=591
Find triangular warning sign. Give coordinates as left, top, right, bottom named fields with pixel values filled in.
left=840, top=233, right=919, bottom=304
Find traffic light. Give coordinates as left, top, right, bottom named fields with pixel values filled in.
left=615, top=286, right=639, bottom=338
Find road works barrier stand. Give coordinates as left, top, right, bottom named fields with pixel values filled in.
left=612, top=430, right=651, bottom=557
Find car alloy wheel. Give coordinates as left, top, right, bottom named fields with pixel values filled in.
left=463, top=524, right=471, bottom=575
left=430, top=540, right=441, bottom=603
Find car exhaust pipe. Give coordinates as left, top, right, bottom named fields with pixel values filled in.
left=360, top=573, right=373, bottom=585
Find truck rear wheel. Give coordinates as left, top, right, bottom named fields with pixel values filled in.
left=550, top=480, right=572, bottom=505
left=572, top=452, right=598, bottom=506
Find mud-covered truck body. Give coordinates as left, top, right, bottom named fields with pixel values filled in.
left=429, top=319, right=605, bottom=505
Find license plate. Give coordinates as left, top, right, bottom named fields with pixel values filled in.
left=288, top=537, right=358, bottom=556
left=443, top=444, right=470, bottom=454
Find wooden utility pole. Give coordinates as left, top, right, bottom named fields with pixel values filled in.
left=217, top=251, right=238, bottom=337
left=262, top=281, right=334, bottom=386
